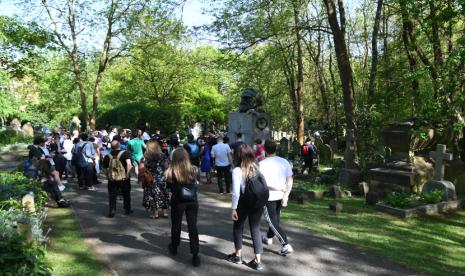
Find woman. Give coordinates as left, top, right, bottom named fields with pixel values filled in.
left=165, top=148, right=200, bottom=267
left=254, top=138, right=265, bottom=162
left=226, top=144, right=264, bottom=271
left=199, top=138, right=212, bottom=184
left=140, top=141, right=169, bottom=219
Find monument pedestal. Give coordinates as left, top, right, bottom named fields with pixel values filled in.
left=228, top=111, right=271, bottom=146
left=339, top=168, right=362, bottom=190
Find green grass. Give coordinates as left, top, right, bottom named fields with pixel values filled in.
left=293, top=180, right=329, bottom=191
left=281, top=197, right=465, bottom=276
left=45, top=208, right=108, bottom=276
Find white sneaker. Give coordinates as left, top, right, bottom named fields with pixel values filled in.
left=279, top=244, right=293, bottom=255
left=61, top=180, right=68, bottom=184
left=262, top=236, right=273, bottom=245
left=58, top=184, right=66, bottom=192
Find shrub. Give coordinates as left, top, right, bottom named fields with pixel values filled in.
left=0, top=129, right=32, bottom=147
left=385, top=192, right=419, bottom=209
left=420, top=190, right=442, bottom=204
left=0, top=173, right=51, bottom=275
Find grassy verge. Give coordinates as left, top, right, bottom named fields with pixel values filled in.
left=281, top=197, right=465, bottom=276
left=45, top=208, right=108, bottom=276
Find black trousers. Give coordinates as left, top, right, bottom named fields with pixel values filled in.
left=42, top=180, right=63, bottom=203
left=264, top=200, right=288, bottom=245
left=233, top=205, right=263, bottom=254
left=301, top=157, right=313, bottom=174
left=108, top=178, right=131, bottom=211
left=171, top=200, right=199, bottom=255
left=216, top=165, right=231, bottom=193
left=78, top=163, right=95, bottom=188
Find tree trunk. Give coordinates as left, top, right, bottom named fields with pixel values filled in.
left=399, top=0, right=419, bottom=114
left=293, top=3, right=305, bottom=145
left=367, top=0, right=384, bottom=103
left=323, top=0, right=356, bottom=131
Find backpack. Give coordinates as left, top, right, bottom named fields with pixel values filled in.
left=71, top=143, right=88, bottom=168
left=240, top=171, right=269, bottom=209
left=108, top=151, right=127, bottom=181
left=187, top=142, right=200, bottom=159
left=301, top=145, right=310, bottom=156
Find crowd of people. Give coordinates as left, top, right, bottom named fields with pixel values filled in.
left=27, top=127, right=304, bottom=270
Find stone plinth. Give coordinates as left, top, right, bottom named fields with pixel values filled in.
left=339, top=169, right=362, bottom=190
left=227, top=111, right=271, bottom=146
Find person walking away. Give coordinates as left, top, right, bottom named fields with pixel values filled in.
left=259, top=140, right=294, bottom=255
left=184, top=134, right=201, bottom=167
left=300, top=138, right=315, bottom=174
left=108, top=127, right=118, bottom=142
left=199, top=138, right=212, bottom=185
left=139, top=140, right=169, bottom=219
left=74, top=133, right=97, bottom=190
left=226, top=144, right=269, bottom=271
left=102, top=140, right=133, bottom=217
left=128, top=130, right=146, bottom=178
left=254, top=138, right=266, bottom=163
left=62, top=133, right=76, bottom=178
left=165, top=148, right=201, bottom=267
left=211, top=136, right=233, bottom=194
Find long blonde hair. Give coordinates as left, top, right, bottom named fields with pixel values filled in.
left=144, top=140, right=162, bottom=160
left=164, top=148, right=197, bottom=184
left=234, top=144, right=258, bottom=179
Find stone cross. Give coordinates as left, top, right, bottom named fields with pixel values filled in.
left=344, top=129, right=356, bottom=169
left=429, top=144, right=453, bottom=181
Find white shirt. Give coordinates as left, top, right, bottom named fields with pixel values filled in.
left=142, top=132, right=151, bottom=141
left=259, top=156, right=293, bottom=201
left=211, top=142, right=231, bottom=167
left=63, top=139, right=74, bottom=160
left=231, top=167, right=245, bottom=209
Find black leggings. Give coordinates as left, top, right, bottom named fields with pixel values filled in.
left=233, top=205, right=263, bottom=254
left=264, top=200, right=288, bottom=245
left=171, top=200, right=199, bottom=255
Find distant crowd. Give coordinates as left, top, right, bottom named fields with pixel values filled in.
left=25, top=127, right=322, bottom=270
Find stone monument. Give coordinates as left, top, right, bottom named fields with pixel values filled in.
left=9, top=118, right=21, bottom=133
left=422, top=144, right=456, bottom=201
left=368, top=121, right=434, bottom=196
left=228, top=88, right=271, bottom=146
left=338, top=129, right=362, bottom=189
left=21, top=122, right=34, bottom=137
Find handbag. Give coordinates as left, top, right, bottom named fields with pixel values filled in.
left=139, top=160, right=153, bottom=187
left=180, top=180, right=198, bottom=201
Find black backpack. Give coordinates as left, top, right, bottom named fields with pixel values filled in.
left=240, top=171, right=269, bottom=209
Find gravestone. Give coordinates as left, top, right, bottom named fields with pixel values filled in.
left=21, top=123, right=34, bottom=137
left=338, top=129, right=362, bottom=189
left=329, top=201, right=343, bottom=213
left=228, top=89, right=271, bottom=146
left=192, top=123, right=202, bottom=140
left=422, top=144, right=456, bottom=201
left=9, top=118, right=21, bottom=132
left=368, top=121, right=434, bottom=196
left=319, top=144, right=333, bottom=165
left=22, top=192, right=35, bottom=213
left=70, top=116, right=81, bottom=130
left=278, top=136, right=289, bottom=158
left=314, top=136, right=324, bottom=149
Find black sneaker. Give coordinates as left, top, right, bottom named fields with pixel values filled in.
left=108, top=210, right=115, bottom=218
left=168, top=243, right=177, bottom=256
left=192, top=254, right=200, bottom=267
left=249, top=259, right=264, bottom=271
left=225, top=253, right=242, bottom=264
left=57, top=199, right=70, bottom=208
left=124, top=209, right=133, bottom=215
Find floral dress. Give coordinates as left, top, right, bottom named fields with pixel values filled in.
left=142, top=156, right=170, bottom=211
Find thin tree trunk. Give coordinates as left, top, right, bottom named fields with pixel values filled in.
left=323, top=0, right=356, bottom=131
left=293, top=2, right=305, bottom=145
left=367, top=0, right=383, bottom=103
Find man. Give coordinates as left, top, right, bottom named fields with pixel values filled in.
left=184, top=134, right=201, bottom=166
left=259, top=139, right=294, bottom=255
left=230, top=133, right=245, bottom=155
left=300, top=138, right=316, bottom=174
left=127, top=130, right=146, bottom=177
left=75, top=133, right=96, bottom=190
left=102, top=140, right=133, bottom=217
left=211, top=136, right=233, bottom=194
